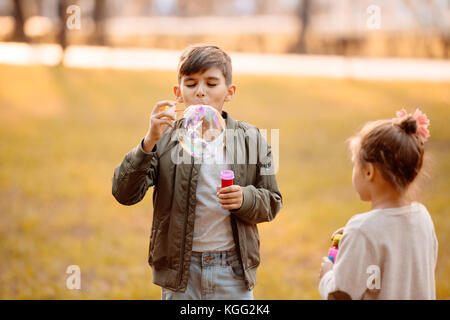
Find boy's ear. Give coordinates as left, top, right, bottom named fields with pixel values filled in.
left=224, top=84, right=237, bottom=102
left=173, top=85, right=183, bottom=103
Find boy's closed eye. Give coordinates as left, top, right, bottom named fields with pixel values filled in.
left=185, top=83, right=218, bottom=88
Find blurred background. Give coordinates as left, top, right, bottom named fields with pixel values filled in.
left=0, top=0, right=449, bottom=299
left=0, top=0, right=449, bottom=57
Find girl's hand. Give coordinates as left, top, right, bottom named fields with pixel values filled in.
left=331, top=227, right=344, bottom=241
left=216, top=185, right=243, bottom=210
left=319, top=257, right=334, bottom=279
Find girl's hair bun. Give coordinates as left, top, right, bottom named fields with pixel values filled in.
left=399, top=116, right=418, bottom=135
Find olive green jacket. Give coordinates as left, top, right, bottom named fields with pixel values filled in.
left=112, top=111, right=282, bottom=292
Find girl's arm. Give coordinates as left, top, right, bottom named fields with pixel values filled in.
left=319, top=227, right=377, bottom=300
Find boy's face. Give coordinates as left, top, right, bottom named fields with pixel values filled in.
left=174, top=67, right=236, bottom=114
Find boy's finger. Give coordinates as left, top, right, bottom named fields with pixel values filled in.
left=154, top=119, right=174, bottom=128
left=219, top=185, right=240, bottom=193
left=218, top=191, right=240, bottom=199
left=152, top=101, right=176, bottom=115
left=219, top=198, right=238, bottom=204
left=154, top=111, right=176, bottom=121
left=164, top=120, right=174, bottom=127
left=221, top=204, right=239, bottom=210
left=155, top=100, right=176, bottom=109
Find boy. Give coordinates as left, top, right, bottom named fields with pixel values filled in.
left=112, top=44, right=282, bottom=299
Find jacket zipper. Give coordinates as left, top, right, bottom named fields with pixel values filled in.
left=177, top=159, right=194, bottom=287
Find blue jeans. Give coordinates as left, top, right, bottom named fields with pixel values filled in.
left=161, top=250, right=254, bottom=300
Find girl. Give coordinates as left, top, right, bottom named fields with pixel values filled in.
left=319, top=109, right=438, bottom=300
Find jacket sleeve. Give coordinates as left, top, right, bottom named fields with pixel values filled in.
left=111, top=139, right=158, bottom=206
left=231, top=131, right=282, bottom=224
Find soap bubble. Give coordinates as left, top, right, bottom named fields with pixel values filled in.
left=178, top=105, right=226, bottom=159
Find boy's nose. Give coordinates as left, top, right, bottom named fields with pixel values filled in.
left=196, top=84, right=206, bottom=97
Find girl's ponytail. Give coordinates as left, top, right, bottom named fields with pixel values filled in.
left=395, top=108, right=430, bottom=143
left=399, top=116, right=418, bottom=136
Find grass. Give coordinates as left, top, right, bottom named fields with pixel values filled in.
left=0, top=64, right=449, bottom=299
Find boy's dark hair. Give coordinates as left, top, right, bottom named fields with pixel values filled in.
left=349, top=116, right=425, bottom=192
left=178, top=44, right=232, bottom=85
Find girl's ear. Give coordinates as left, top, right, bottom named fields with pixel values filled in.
left=173, top=85, right=183, bottom=103
left=366, top=162, right=375, bottom=181
left=224, top=84, right=237, bottom=102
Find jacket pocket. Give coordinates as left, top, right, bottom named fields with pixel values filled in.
left=149, top=213, right=166, bottom=258
left=150, top=214, right=171, bottom=269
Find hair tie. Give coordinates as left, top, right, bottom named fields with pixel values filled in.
left=394, top=108, right=430, bottom=142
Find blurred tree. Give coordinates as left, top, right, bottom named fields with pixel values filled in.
left=330, top=0, right=364, bottom=57
left=403, top=0, right=450, bottom=58
left=57, top=0, right=68, bottom=51
left=92, top=0, right=106, bottom=45
left=12, top=0, right=26, bottom=42
left=292, top=0, right=311, bottom=53
left=176, top=0, right=213, bottom=17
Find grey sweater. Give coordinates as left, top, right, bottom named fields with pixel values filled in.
left=319, top=202, right=438, bottom=300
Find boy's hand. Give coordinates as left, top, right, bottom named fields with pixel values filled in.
left=143, top=100, right=176, bottom=153
left=216, top=185, right=243, bottom=211
left=319, top=257, right=333, bottom=279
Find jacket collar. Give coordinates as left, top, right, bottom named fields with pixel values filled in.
left=222, top=110, right=237, bottom=131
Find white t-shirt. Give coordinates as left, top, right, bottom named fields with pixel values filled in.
left=319, top=202, right=438, bottom=300
left=192, top=133, right=235, bottom=252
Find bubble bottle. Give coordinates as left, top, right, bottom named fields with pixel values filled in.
left=221, top=170, right=234, bottom=188
left=328, top=233, right=342, bottom=264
